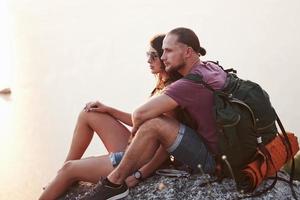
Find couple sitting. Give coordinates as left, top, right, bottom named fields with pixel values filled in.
left=39, top=27, right=225, bottom=200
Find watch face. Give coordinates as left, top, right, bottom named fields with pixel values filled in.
left=134, top=171, right=142, bottom=179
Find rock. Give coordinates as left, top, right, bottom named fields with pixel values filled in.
left=158, top=182, right=167, bottom=191
left=59, top=171, right=300, bottom=200
left=0, top=88, right=11, bottom=95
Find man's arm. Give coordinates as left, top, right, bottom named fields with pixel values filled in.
left=131, top=94, right=178, bottom=134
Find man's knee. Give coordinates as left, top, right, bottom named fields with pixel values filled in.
left=137, top=117, right=179, bottom=139
left=138, top=117, right=164, bottom=134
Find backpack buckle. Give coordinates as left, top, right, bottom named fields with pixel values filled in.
left=257, top=136, right=263, bottom=144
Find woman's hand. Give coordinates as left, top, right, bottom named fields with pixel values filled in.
left=125, top=175, right=140, bottom=188
left=84, top=101, right=110, bottom=113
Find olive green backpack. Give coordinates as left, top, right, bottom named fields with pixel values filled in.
left=183, top=61, right=297, bottom=198
left=184, top=63, right=276, bottom=170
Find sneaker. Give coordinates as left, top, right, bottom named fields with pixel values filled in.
left=79, top=177, right=129, bottom=200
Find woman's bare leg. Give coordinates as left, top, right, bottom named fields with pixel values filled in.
left=39, top=143, right=170, bottom=199
left=65, top=110, right=131, bottom=161
left=39, top=155, right=114, bottom=200
left=41, top=110, right=131, bottom=192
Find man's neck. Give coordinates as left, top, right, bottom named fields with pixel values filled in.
left=179, top=57, right=201, bottom=76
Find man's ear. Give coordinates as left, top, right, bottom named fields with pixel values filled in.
left=185, top=47, right=194, bottom=58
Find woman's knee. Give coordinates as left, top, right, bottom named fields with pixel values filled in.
left=78, top=110, right=108, bottom=124
left=58, top=161, right=77, bottom=179
left=78, top=110, right=93, bottom=122
left=78, top=110, right=89, bottom=123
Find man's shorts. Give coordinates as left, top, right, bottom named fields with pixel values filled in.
left=166, top=124, right=216, bottom=174
left=109, top=151, right=125, bottom=167
left=109, top=124, right=215, bottom=173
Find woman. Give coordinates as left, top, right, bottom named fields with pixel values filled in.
left=39, top=34, right=183, bottom=200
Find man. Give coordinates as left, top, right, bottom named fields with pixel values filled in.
left=82, top=27, right=228, bottom=200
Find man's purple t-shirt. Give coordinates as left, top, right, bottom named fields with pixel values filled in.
left=164, top=62, right=227, bottom=154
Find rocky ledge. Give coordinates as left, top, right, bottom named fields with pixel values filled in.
left=59, top=171, right=300, bottom=200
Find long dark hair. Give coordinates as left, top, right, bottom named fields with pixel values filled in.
left=149, top=34, right=182, bottom=96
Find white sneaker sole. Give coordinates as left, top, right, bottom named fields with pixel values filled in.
left=107, top=189, right=129, bottom=200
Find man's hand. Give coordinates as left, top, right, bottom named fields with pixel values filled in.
left=83, top=101, right=110, bottom=113
left=125, top=175, right=139, bottom=188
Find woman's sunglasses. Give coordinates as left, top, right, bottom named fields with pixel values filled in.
left=146, top=51, right=160, bottom=62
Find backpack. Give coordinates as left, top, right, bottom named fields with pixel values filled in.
left=184, top=61, right=298, bottom=198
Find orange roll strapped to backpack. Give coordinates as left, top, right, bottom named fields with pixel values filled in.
left=238, top=132, right=299, bottom=192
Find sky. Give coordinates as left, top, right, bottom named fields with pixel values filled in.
left=3, top=0, right=299, bottom=133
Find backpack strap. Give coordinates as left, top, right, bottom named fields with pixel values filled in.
left=183, top=73, right=214, bottom=91
left=184, top=73, right=257, bottom=129
left=239, top=147, right=278, bottom=199
left=274, top=112, right=298, bottom=200
left=204, top=60, right=237, bottom=74
left=183, top=73, right=228, bottom=97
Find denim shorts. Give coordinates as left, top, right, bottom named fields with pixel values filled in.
left=109, top=151, right=125, bottom=167
left=167, top=124, right=216, bottom=174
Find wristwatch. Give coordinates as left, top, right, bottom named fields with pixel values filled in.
left=133, top=170, right=143, bottom=180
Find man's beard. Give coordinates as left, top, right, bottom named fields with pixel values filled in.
left=166, top=61, right=185, bottom=73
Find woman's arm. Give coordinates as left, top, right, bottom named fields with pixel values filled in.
left=106, top=106, right=133, bottom=127
left=85, top=101, right=133, bottom=126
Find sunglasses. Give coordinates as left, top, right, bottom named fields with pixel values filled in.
left=146, top=51, right=160, bottom=62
